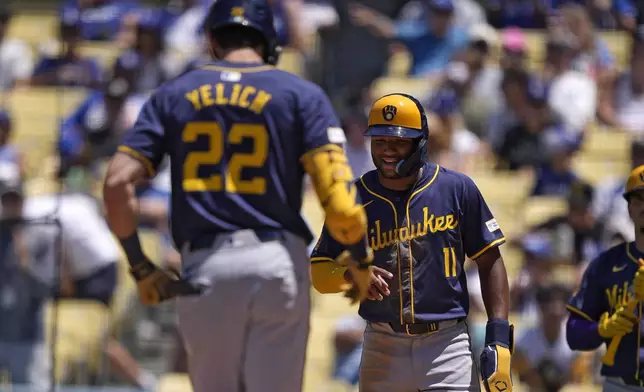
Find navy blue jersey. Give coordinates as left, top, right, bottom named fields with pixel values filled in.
left=568, top=242, right=644, bottom=381
left=119, top=61, right=342, bottom=248
left=311, top=163, right=506, bottom=324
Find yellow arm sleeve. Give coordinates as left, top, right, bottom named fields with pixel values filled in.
left=301, top=144, right=367, bottom=245
left=311, top=257, right=348, bottom=294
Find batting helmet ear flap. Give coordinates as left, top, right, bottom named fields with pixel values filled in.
left=387, top=93, right=430, bottom=177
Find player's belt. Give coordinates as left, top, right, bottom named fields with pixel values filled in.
left=188, top=229, right=286, bottom=251
left=388, top=318, right=463, bottom=336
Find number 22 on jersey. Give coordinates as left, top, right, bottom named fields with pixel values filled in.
left=182, top=122, right=268, bottom=195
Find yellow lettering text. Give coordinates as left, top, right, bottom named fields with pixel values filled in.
left=185, top=89, right=201, bottom=110
left=230, top=83, right=242, bottom=105
left=249, top=90, right=272, bottom=114
left=239, top=86, right=256, bottom=108
left=199, top=84, right=215, bottom=106
left=215, top=83, right=228, bottom=105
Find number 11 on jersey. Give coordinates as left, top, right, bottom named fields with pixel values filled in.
left=443, top=247, right=457, bottom=278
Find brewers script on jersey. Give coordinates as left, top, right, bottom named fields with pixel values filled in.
left=104, top=1, right=369, bottom=391
left=310, top=93, right=513, bottom=392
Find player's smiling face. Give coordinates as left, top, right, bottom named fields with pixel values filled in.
left=370, top=136, right=415, bottom=179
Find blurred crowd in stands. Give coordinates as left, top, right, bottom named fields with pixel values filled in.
left=0, top=0, right=643, bottom=391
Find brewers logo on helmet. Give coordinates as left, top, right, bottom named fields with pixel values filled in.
left=366, top=93, right=429, bottom=176
left=623, top=164, right=644, bottom=200
left=203, top=0, right=282, bottom=65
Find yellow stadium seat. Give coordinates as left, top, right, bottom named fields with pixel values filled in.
left=44, top=300, right=110, bottom=383
left=522, top=30, right=546, bottom=63
left=599, top=31, right=631, bottom=70
left=158, top=373, right=193, bottom=392
left=8, top=88, right=87, bottom=118
left=573, top=158, right=630, bottom=185
left=522, top=196, right=568, bottom=228
left=470, top=172, right=531, bottom=208
left=582, top=128, right=631, bottom=160
left=6, top=13, right=59, bottom=46
left=80, top=43, right=121, bottom=68
left=387, top=50, right=412, bottom=77
left=370, top=77, right=435, bottom=101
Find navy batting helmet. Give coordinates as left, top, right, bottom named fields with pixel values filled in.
left=203, top=0, right=281, bottom=65
left=365, top=93, right=429, bottom=177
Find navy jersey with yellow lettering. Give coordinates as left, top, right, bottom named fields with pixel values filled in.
left=568, top=242, right=644, bottom=381
left=119, top=61, right=342, bottom=249
left=311, top=163, right=506, bottom=324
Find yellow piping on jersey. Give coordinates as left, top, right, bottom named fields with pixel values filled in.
left=359, top=175, right=404, bottom=324
left=566, top=304, right=594, bottom=322
left=117, top=145, right=156, bottom=177
left=404, top=165, right=440, bottom=322
left=626, top=243, right=643, bottom=266
left=199, top=65, right=275, bottom=73
left=470, top=237, right=506, bottom=260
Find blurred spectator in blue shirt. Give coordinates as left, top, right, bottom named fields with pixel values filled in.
left=163, top=0, right=208, bottom=61
left=496, top=77, right=557, bottom=171
left=113, top=9, right=171, bottom=94
left=30, top=16, right=103, bottom=88
left=599, top=33, right=644, bottom=133
left=543, top=31, right=596, bottom=132
left=348, top=0, right=469, bottom=78
left=509, top=232, right=561, bottom=325
left=558, top=4, right=616, bottom=85
left=398, top=0, right=486, bottom=30
left=531, top=124, right=582, bottom=197
left=57, top=76, right=143, bottom=179
left=485, top=0, right=548, bottom=28
left=486, top=68, right=532, bottom=153
left=0, top=170, right=55, bottom=392
left=60, top=0, right=139, bottom=41
left=426, top=69, right=481, bottom=174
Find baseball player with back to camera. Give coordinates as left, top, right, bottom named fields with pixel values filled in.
left=567, top=165, right=644, bottom=391
left=102, top=1, right=374, bottom=391
left=311, top=93, right=513, bottom=392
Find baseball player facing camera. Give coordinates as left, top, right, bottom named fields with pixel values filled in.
left=103, top=0, right=370, bottom=391
left=311, top=93, right=513, bottom=392
left=567, top=165, right=644, bottom=391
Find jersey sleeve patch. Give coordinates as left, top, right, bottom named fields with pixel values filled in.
left=485, top=218, right=500, bottom=233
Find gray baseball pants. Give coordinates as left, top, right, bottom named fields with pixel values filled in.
left=359, top=320, right=480, bottom=392
left=177, top=230, right=311, bottom=392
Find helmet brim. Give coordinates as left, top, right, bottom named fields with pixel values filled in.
left=624, top=186, right=644, bottom=200
left=364, top=125, right=424, bottom=138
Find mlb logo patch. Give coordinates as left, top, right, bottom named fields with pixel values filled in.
left=485, top=218, right=500, bottom=232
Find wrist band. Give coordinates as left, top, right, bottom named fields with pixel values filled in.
left=485, top=318, right=512, bottom=348
left=119, top=232, right=146, bottom=266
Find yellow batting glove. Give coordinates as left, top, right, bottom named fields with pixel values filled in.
left=598, top=307, right=637, bottom=338
left=480, top=320, right=514, bottom=392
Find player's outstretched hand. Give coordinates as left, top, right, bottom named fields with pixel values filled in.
left=345, top=265, right=393, bottom=301
left=336, top=247, right=375, bottom=305
left=130, top=258, right=204, bottom=305
left=598, top=306, right=638, bottom=338
left=633, top=266, right=644, bottom=301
